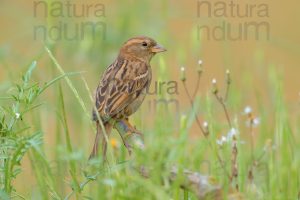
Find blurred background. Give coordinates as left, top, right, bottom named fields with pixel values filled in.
left=1, top=0, right=300, bottom=197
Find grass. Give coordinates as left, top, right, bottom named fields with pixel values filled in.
left=1, top=1, right=300, bottom=198
left=0, top=46, right=299, bottom=199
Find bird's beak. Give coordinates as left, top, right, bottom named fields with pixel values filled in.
left=151, top=44, right=167, bottom=53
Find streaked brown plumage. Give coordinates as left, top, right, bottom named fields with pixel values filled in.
left=90, top=36, right=166, bottom=159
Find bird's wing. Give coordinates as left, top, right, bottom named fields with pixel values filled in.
left=95, top=58, right=150, bottom=119
left=94, top=61, right=116, bottom=115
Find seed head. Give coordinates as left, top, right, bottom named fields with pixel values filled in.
left=244, top=106, right=252, bottom=115
left=15, top=112, right=20, bottom=119
left=212, top=78, right=218, bottom=94
left=180, top=66, right=186, bottom=82
left=197, top=60, right=203, bottom=73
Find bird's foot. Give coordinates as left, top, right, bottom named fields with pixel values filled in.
left=124, top=141, right=133, bottom=155
left=121, top=119, right=144, bottom=140
left=114, top=119, right=145, bottom=153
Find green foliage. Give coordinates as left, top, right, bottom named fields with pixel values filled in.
left=0, top=61, right=84, bottom=198
left=1, top=0, right=299, bottom=199
left=0, top=50, right=300, bottom=199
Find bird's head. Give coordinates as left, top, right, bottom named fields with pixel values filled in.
left=119, top=36, right=166, bottom=63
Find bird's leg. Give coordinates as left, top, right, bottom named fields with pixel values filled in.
left=117, top=129, right=132, bottom=156
left=113, top=119, right=145, bottom=155
left=102, top=136, right=108, bottom=161
left=121, top=119, right=145, bottom=150
left=121, top=118, right=144, bottom=140
left=101, top=122, right=113, bottom=162
left=113, top=119, right=133, bottom=155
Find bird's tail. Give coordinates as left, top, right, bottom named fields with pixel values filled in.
left=89, top=122, right=112, bottom=160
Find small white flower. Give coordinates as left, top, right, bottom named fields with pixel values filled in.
left=227, top=128, right=238, bottom=139
left=246, top=117, right=260, bottom=127
left=15, top=113, right=20, bottom=119
left=221, top=136, right=227, bottom=141
left=226, top=69, right=230, bottom=74
left=180, top=66, right=185, bottom=72
left=198, top=60, right=203, bottom=65
left=212, top=78, right=217, bottom=84
left=253, top=117, right=260, bottom=126
left=216, top=136, right=227, bottom=146
left=244, top=106, right=252, bottom=114
left=216, top=140, right=222, bottom=146
left=203, top=121, right=208, bottom=128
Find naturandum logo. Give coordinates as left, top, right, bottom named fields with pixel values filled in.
left=33, top=1, right=106, bottom=41
left=196, top=0, right=270, bottom=41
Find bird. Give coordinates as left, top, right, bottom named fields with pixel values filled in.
left=89, top=36, right=166, bottom=159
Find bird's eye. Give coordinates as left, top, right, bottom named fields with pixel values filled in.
left=142, top=42, right=148, bottom=47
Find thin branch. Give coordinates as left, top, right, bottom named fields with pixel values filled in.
left=182, top=80, right=206, bottom=136
left=249, top=118, right=255, bottom=163
left=192, top=71, right=203, bottom=99
left=182, top=80, right=230, bottom=180
left=230, top=137, right=238, bottom=189
left=213, top=93, right=232, bottom=128
left=224, top=69, right=231, bottom=101
left=224, top=82, right=230, bottom=102
left=212, top=78, right=237, bottom=187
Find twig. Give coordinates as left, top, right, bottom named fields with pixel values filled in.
left=169, top=166, right=222, bottom=199
left=224, top=69, right=231, bottom=102
left=246, top=109, right=262, bottom=184
left=182, top=80, right=206, bottom=136
left=192, top=60, right=204, bottom=99
left=249, top=119, right=255, bottom=163
left=192, top=74, right=201, bottom=99
left=230, top=137, right=238, bottom=189
left=213, top=93, right=232, bottom=128
left=212, top=78, right=238, bottom=188
left=180, top=71, right=230, bottom=180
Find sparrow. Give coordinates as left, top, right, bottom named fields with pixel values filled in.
left=90, top=36, right=166, bottom=159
